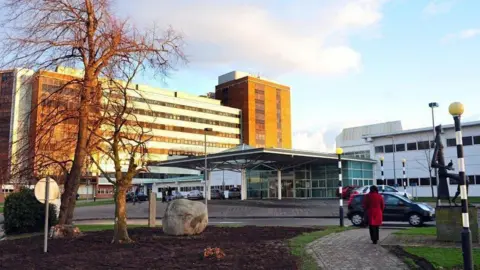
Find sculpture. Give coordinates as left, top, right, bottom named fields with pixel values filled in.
left=431, top=124, right=467, bottom=205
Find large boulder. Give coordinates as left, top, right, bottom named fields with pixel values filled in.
left=163, top=199, right=208, bottom=236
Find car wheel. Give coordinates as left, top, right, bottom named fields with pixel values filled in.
left=350, top=213, right=364, bottom=227
left=408, top=213, right=423, bottom=227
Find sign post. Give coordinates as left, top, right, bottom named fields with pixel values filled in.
left=34, top=177, right=60, bottom=253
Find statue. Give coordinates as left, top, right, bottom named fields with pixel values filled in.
left=431, top=124, right=468, bottom=205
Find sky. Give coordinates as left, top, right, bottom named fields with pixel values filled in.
left=115, top=0, right=480, bottom=152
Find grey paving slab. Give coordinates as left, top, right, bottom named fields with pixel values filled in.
left=307, top=229, right=409, bottom=270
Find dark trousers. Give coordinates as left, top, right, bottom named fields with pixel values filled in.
left=369, top=225, right=379, bottom=243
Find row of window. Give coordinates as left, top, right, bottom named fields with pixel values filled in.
left=375, top=135, right=480, bottom=153
left=376, top=175, right=480, bottom=186
left=129, top=120, right=240, bottom=139
left=132, top=107, right=240, bottom=129
left=177, top=185, right=238, bottom=192
left=43, top=83, right=241, bottom=119
left=344, top=151, right=370, bottom=159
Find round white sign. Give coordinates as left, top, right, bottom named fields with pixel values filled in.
left=34, top=178, right=60, bottom=204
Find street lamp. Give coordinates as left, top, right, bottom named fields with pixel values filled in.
left=204, top=128, right=213, bottom=206
left=429, top=102, right=440, bottom=205
left=336, top=147, right=344, bottom=227
left=449, top=102, right=473, bottom=270
left=379, top=156, right=385, bottom=189
left=402, top=159, right=407, bottom=197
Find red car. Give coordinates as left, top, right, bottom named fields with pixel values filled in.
left=336, top=185, right=357, bottom=199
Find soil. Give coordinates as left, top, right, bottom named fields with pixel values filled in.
left=385, top=245, right=436, bottom=270
left=0, top=226, right=316, bottom=270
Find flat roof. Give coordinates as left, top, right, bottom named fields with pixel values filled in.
left=148, top=147, right=376, bottom=171
left=363, top=120, right=480, bottom=139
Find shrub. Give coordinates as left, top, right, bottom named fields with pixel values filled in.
left=3, top=187, right=58, bottom=235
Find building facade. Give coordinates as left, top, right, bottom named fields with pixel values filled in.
left=337, top=120, right=480, bottom=197
left=215, top=71, right=292, bottom=149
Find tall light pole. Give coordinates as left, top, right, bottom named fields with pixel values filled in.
left=429, top=102, right=440, bottom=204
left=402, top=159, right=407, bottom=197
left=449, top=102, right=473, bottom=270
left=380, top=156, right=385, bottom=190
left=391, top=136, right=397, bottom=186
left=336, top=147, right=344, bottom=227
left=204, top=128, right=212, bottom=206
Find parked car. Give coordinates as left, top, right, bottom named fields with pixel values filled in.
left=126, top=192, right=148, bottom=202
left=228, top=187, right=241, bottom=199
left=187, top=190, right=204, bottom=200
left=211, top=189, right=225, bottom=200
left=347, top=193, right=435, bottom=227
left=171, top=190, right=184, bottom=200
left=336, top=185, right=358, bottom=199
left=350, top=185, right=413, bottom=200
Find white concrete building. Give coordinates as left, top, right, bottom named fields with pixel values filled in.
left=336, top=120, right=480, bottom=197
left=91, top=82, right=242, bottom=197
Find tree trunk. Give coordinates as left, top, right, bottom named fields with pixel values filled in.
left=112, top=186, right=132, bottom=244
left=58, top=73, right=95, bottom=225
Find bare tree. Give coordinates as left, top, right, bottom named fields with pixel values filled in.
left=0, top=0, right=185, bottom=226
left=89, top=61, right=154, bottom=243
left=411, top=135, right=435, bottom=198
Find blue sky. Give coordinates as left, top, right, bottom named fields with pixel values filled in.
left=117, top=0, right=480, bottom=152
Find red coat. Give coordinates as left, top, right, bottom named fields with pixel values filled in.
left=362, top=192, right=385, bottom=226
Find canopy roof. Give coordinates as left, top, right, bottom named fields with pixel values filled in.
left=148, top=147, right=376, bottom=172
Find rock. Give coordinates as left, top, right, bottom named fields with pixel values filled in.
left=162, top=199, right=208, bottom=236
left=50, top=224, right=82, bottom=239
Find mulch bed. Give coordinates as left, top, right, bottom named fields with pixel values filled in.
left=0, top=226, right=317, bottom=270
left=385, top=245, right=435, bottom=270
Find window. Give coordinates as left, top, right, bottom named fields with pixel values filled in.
left=409, top=178, right=419, bottom=186
left=383, top=194, right=401, bottom=205
left=463, top=136, right=473, bottom=146
left=446, top=138, right=456, bottom=147
left=407, top=142, right=417, bottom=151
left=375, top=146, right=384, bottom=153
left=420, top=178, right=430, bottom=186
left=386, top=179, right=395, bottom=186
left=376, top=179, right=383, bottom=185
left=468, top=175, right=475, bottom=185
left=474, top=136, right=480, bottom=145
left=417, top=141, right=430, bottom=150
left=475, top=175, right=480, bottom=185
left=431, top=177, right=437, bottom=185
left=395, top=144, right=405, bottom=152
left=384, top=145, right=394, bottom=153
left=382, top=186, right=397, bottom=193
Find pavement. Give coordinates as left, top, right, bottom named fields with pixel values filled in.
left=307, top=229, right=409, bottom=270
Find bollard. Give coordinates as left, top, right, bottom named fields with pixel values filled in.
left=148, top=191, right=157, bottom=227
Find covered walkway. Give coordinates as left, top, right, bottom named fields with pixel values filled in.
left=148, top=145, right=376, bottom=200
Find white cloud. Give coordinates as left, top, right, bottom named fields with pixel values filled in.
left=117, top=0, right=388, bottom=76
left=423, top=0, right=457, bottom=15
left=292, top=119, right=374, bottom=152
left=442, top=28, right=480, bottom=42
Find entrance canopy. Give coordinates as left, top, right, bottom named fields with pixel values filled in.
left=148, top=146, right=376, bottom=172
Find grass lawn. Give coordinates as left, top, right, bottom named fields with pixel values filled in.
left=393, top=227, right=436, bottom=236
left=404, top=246, right=480, bottom=269
left=415, top=197, right=480, bottom=204
left=289, top=226, right=351, bottom=270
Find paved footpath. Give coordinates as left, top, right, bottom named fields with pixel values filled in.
left=307, top=228, right=408, bottom=270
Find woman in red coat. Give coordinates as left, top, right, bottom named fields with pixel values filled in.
left=362, top=185, right=385, bottom=244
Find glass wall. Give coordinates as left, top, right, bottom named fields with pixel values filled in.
left=246, top=161, right=374, bottom=199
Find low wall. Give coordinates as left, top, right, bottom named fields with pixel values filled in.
left=436, top=206, right=479, bottom=243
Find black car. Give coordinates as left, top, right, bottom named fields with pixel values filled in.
left=126, top=192, right=148, bottom=202
left=347, top=193, right=435, bottom=227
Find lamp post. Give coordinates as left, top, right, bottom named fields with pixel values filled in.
left=429, top=102, right=440, bottom=204
left=449, top=102, right=473, bottom=270
left=391, top=136, right=397, bottom=186
left=204, top=128, right=213, bottom=206
left=402, top=159, right=407, bottom=197
left=336, top=147, right=344, bottom=227
left=380, top=156, right=385, bottom=189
